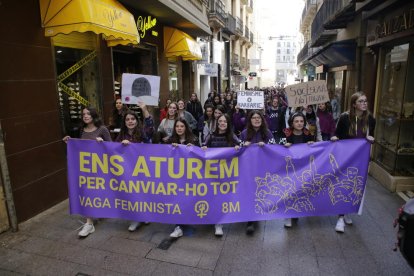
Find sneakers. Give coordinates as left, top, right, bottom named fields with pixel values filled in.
left=170, top=226, right=183, bottom=238
left=78, top=223, right=95, bottom=237
left=246, top=222, right=255, bottom=235
left=335, top=217, right=345, bottom=233
left=215, top=224, right=223, bottom=236
left=128, top=222, right=141, bottom=232
left=284, top=218, right=292, bottom=228
left=344, top=215, right=353, bottom=225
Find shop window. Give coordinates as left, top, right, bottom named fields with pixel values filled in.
left=112, top=44, right=158, bottom=119
left=169, top=63, right=178, bottom=101
left=374, top=43, right=414, bottom=176
left=53, top=32, right=101, bottom=138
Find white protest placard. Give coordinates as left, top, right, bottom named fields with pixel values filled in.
left=285, top=80, right=329, bottom=107
left=237, top=91, right=264, bottom=109
left=121, top=73, right=160, bottom=106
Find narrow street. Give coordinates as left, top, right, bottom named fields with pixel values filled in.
left=0, top=176, right=412, bottom=275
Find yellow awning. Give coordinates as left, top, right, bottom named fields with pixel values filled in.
left=164, top=27, right=202, bottom=61
left=39, top=0, right=139, bottom=47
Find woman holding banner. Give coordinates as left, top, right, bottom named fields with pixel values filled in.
left=281, top=112, right=314, bottom=228
left=167, top=118, right=197, bottom=238
left=240, top=110, right=274, bottom=234
left=330, top=92, right=375, bottom=233
left=62, top=106, right=112, bottom=238
left=202, top=105, right=226, bottom=143
left=202, top=114, right=241, bottom=236
left=116, top=103, right=154, bottom=232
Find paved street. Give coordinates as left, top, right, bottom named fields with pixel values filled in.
left=0, top=176, right=413, bottom=276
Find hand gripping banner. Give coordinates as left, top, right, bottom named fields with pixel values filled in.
left=67, top=139, right=371, bottom=224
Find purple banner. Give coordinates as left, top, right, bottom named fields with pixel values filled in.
left=67, top=139, right=371, bottom=224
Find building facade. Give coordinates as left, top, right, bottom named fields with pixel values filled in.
left=0, top=0, right=212, bottom=231
left=296, top=0, right=414, bottom=191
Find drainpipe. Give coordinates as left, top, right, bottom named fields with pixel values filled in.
left=0, top=121, right=18, bottom=232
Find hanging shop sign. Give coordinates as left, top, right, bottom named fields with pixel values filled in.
left=198, top=63, right=218, bottom=76
left=367, top=2, right=414, bottom=46
left=57, top=50, right=97, bottom=106
left=248, top=72, right=257, bottom=77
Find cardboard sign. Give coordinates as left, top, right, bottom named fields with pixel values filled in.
left=285, top=80, right=329, bottom=107
left=237, top=91, right=264, bottom=109
left=121, top=73, right=160, bottom=106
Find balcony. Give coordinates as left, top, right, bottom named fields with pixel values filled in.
left=246, top=0, right=253, bottom=13
left=323, top=0, right=356, bottom=30
left=310, top=0, right=338, bottom=47
left=299, top=0, right=317, bottom=34
left=297, top=41, right=309, bottom=65
left=243, top=25, right=250, bottom=41
left=223, top=13, right=236, bottom=35
left=208, top=0, right=226, bottom=29
left=235, top=17, right=243, bottom=36
left=250, top=31, right=254, bottom=44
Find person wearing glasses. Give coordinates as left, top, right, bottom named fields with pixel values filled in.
left=240, top=110, right=274, bottom=234
left=330, top=91, right=376, bottom=233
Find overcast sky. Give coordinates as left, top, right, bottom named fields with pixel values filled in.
left=254, top=0, right=304, bottom=44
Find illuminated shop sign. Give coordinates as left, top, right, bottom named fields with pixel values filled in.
left=137, top=15, right=158, bottom=38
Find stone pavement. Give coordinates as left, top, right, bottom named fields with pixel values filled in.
left=0, top=176, right=413, bottom=276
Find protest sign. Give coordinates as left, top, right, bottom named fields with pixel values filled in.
left=285, top=80, right=329, bottom=107
left=121, top=73, right=160, bottom=106
left=67, top=139, right=370, bottom=224
left=237, top=91, right=264, bottom=109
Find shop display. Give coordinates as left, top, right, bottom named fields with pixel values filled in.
left=374, top=44, right=414, bottom=177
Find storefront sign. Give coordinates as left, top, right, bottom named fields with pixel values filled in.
left=237, top=91, right=264, bottom=109
left=67, top=139, right=370, bottom=224
left=367, top=3, right=414, bottom=46
left=121, top=73, right=160, bottom=106
left=137, top=15, right=158, bottom=38
left=285, top=80, right=329, bottom=107
left=198, top=63, right=218, bottom=76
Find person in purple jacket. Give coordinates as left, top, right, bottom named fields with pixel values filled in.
left=240, top=110, right=274, bottom=234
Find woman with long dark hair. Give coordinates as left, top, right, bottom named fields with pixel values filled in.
left=116, top=103, right=154, bottom=232
left=167, top=118, right=197, bottom=239
left=202, top=114, right=241, bottom=236
left=240, top=110, right=274, bottom=234
left=63, top=106, right=111, bottom=238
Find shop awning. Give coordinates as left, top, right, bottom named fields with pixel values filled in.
left=39, top=0, right=139, bottom=47
left=164, top=27, right=202, bottom=61
left=308, top=40, right=356, bottom=68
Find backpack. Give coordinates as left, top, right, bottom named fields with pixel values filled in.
left=395, top=198, right=414, bottom=268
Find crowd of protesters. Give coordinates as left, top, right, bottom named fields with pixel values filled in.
left=63, top=86, right=375, bottom=238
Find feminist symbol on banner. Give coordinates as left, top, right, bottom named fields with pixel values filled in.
left=195, top=201, right=209, bottom=218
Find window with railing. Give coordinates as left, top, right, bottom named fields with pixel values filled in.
left=236, top=17, right=243, bottom=34
left=209, top=0, right=226, bottom=22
